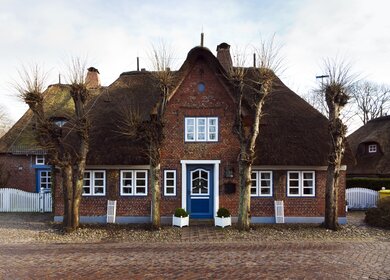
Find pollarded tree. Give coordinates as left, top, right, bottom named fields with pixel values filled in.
left=229, top=38, right=282, bottom=230
left=319, top=58, right=355, bottom=230
left=14, top=61, right=91, bottom=232
left=118, top=42, right=174, bottom=229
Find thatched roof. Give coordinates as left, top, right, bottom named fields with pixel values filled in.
left=0, top=84, right=75, bottom=154
left=0, top=45, right=351, bottom=167
left=347, top=116, right=390, bottom=177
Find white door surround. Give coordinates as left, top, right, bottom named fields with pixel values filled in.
left=180, top=160, right=220, bottom=217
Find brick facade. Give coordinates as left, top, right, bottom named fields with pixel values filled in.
left=0, top=154, right=36, bottom=192
left=52, top=56, right=346, bottom=221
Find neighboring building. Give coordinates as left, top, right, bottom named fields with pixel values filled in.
left=0, top=42, right=349, bottom=224
left=347, top=116, right=390, bottom=178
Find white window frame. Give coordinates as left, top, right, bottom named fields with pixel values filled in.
left=164, top=170, right=176, bottom=196
left=287, top=171, right=315, bottom=197
left=82, top=170, right=106, bottom=196
left=368, top=144, right=377, bottom=153
left=120, top=170, right=148, bottom=196
left=250, top=171, right=273, bottom=197
left=185, top=117, right=218, bottom=142
left=39, top=170, right=52, bottom=192
left=36, top=155, right=45, bottom=165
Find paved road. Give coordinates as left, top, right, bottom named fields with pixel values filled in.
left=0, top=241, right=389, bottom=279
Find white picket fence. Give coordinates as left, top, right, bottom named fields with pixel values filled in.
left=346, top=188, right=379, bottom=210
left=0, top=188, right=52, bottom=212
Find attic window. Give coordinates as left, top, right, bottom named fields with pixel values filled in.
left=368, top=144, right=377, bottom=153
left=197, top=82, right=205, bottom=93
left=50, top=117, right=68, bottom=127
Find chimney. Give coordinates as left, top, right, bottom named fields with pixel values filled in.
left=85, top=67, right=101, bottom=89
left=216, top=43, right=232, bottom=73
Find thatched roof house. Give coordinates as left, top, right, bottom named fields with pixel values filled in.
left=347, top=116, right=390, bottom=177
left=0, top=42, right=349, bottom=223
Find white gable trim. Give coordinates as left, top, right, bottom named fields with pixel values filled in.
left=180, top=160, right=221, bottom=217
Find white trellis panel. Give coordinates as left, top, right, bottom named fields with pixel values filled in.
left=106, top=200, right=117, bottom=223
left=274, top=200, right=285, bottom=224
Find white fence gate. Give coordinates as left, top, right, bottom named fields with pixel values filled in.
left=346, top=188, right=379, bottom=210
left=0, top=188, right=52, bottom=212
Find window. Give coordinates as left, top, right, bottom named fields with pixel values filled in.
left=36, top=155, right=45, bottom=165
left=251, top=171, right=272, bottom=197
left=120, top=170, right=148, bottom=196
left=164, top=170, right=176, bottom=196
left=83, top=171, right=106, bottom=196
left=39, top=170, right=51, bottom=192
left=185, top=117, right=218, bottom=142
left=368, top=144, right=377, bottom=153
left=287, top=171, right=315, bottom=197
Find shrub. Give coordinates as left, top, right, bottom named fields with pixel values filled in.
left=347, top=178, right=390, bottom=191
left=365, top=196, right=390, bottom=228
left=174, top=208, right=188, bottom=218
left=217, top=207, right=230, bottom=218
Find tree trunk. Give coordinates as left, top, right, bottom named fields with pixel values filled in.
left=237, top=160, right=252, bottom=230
left=62, top=164, right=73, bottom=230
left=324, top=118, right=344, bottom=230
left=150, top=161, right=161, bottom=230
left=324, top=163, right=338, bottom=230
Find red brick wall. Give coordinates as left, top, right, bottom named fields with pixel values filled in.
left=0, top=154, right=36, bottom=192
left=251, top=170, right=346, bottom=218
left=160, top=58, right=241, bottom=216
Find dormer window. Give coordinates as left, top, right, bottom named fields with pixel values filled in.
left=368, top=144, right=377, bottom=153
left=50, top=117, right=68, bottom=127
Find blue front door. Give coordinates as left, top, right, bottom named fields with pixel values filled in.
left=187, top=165, right=214, bottom=218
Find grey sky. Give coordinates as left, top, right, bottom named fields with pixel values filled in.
left=1, top=0, right=389, bottom=133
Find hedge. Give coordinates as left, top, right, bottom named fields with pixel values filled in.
left=346, top=178, right=390, bottom=191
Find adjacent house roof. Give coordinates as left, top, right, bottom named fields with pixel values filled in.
left=347, top=116, right=390, bottom=177
left=0, top=44, right=351, bottom=167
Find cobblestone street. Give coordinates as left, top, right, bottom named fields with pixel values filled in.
left=0, top=212, right=389, bottom=279
left=0, top=240, right=389, bottom=279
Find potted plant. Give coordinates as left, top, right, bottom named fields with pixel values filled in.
left=215, top=207, right=231, bottom=228
left=172, top=208, right=189, bottom=228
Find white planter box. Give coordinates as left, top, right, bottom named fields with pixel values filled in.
left=172, top=215, right=189, bottom=228
left=214, top=216, right=232, bottom=228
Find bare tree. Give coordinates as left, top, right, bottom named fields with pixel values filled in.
left=319, top=58, right=355, bottom=230
left=229, top=38, right=282, bottom=231
left=350, top=81, right=390, bottom=124
left=0, top=105, right=12, bottom=137
left=14, top=61, right=90, bottom=232
left=118, top=42, right=174, bottom=229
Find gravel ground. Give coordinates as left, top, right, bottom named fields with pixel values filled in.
left=0, top=211, right=388, bottom=244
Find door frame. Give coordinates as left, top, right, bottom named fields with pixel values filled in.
left=180, top=160, right=220, bottom=218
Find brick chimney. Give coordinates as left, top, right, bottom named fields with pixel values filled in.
left=216, top=43, right=232, bottom=73
left=85, top=67, right=101, bottom=89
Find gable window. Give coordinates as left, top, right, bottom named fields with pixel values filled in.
left=287, top=171, right=315, bottom=197
left=185, top=117, right=218, bottom=142
left=368, top=144, right=377, bottom=153
left=251, top=171, right=273, bottom=197
left=164, top=170, right=176, bottom=196
left=120, top=170, right=148, bottom=196
left=83, top=170, right=106, bottom=196
left=36, top=155, right=45, bottom=165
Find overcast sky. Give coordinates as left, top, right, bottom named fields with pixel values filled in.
left=1, top=0, right=389, bottom=132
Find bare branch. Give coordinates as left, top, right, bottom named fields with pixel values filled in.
left=66, top=57, right=88, bottom=85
